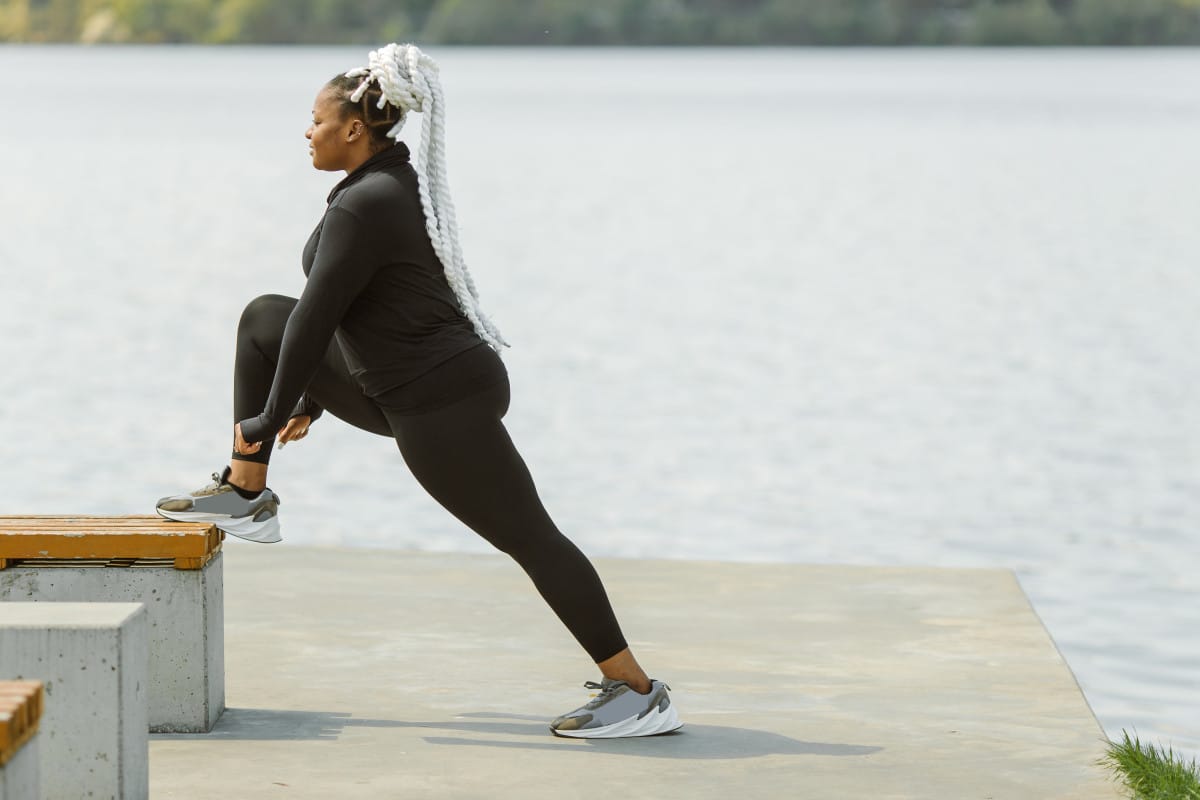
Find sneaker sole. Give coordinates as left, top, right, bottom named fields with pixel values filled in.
left=156, top=508, right=282, bottom=544
left=551, top=703, right=682, bottom=739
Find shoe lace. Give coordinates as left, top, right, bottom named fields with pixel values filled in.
left=581, top=680, right=625, bottom=708
left=192, top=472, right=224, bottom=494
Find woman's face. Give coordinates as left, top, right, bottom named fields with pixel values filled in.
left=306, top=87, right=360, bottom=172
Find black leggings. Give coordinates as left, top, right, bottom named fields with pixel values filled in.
left=231, top=294, right=629, bottom=663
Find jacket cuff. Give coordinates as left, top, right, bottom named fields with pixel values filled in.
left=237, top=413, right=271, bottom=446
left=290, top=393, right=324, bottom=423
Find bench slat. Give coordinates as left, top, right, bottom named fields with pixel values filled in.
left=1, top=517, right=206, bottom=526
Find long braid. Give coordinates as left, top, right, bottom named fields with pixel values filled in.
left=345, top=43, right=509, bottom=350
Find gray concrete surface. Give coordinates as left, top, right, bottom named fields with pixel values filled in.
left=0, top=734, right=39, bottom=800
left=0, top=602, right=148, bottom=799
left=149, top=546, right=1121, bottom=799
left=1, top=553, right=225, bottom=733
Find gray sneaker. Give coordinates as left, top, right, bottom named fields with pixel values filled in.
left=156, top=466, right=281, bottom=544
left=550, top=678, right=681, bottom=738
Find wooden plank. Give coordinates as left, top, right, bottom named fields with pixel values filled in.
left=0, top=529, right=208, bottom=535
left=0, top=690, right=37, bottom=729
left=0, top=527, right=208, bottom=534
left=0, top=518, right=211, bottom=532
left=1, top=529, right=212, bottom=536
left=6, top=558, right=182, bottom=569
left=0, top=533, right=206, bottom=559
left=0, top=522, right=199, bottom=527
left=0, top=524, right=214, bottom=534
left=0, top=518, right=190, bottom=523
left=0, top=515, right=174, bottom=521
left=0, top=517, right=217, bottom=532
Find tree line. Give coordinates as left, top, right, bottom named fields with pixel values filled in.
left=3, top=0, right=1200, bottom=45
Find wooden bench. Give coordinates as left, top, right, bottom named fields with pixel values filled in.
left=0, top=680, right=43, bottom=800
left=0, top=515, right=222, bottom=571
left=0, top=516, right=226, bottom=733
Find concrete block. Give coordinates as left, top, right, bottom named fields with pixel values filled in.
left=0, top=602, right=148, bottom=800
left=0, top=553, right=225, bottom=733
left=0, top=735, right=39, bottom=800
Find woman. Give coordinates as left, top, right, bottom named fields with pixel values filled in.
left=155, top=43, right=680, bottom=739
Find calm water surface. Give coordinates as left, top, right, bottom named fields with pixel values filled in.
left=0, top=45, right=1197, bottom=757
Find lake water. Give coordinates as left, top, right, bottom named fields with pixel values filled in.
left=0, top=45, right=1196, bottom=758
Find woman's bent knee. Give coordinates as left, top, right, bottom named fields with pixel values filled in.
left=238, top=294, right=296, bottom=337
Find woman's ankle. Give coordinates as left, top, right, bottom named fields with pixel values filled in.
left=596, top=648, right=652, bottom=694
left=227, top=461, right=268, bottom=492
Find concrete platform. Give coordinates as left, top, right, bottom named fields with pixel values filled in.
left=1, top=602, right=148, bottom=799
left=1, top=553, right=225, bottom=733
left=149, top=546, right=1120, bottom=799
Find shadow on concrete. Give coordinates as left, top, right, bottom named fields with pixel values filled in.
left=433, top=712, right=881, bottom=759
left=150, top=707, right=882, bottom=760
left=151, top=707, right=539, bottom=741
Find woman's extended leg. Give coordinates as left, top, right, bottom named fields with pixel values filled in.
left=229, top=293, right=393, bottom=488
left=382, top=379, right=650, bottom=689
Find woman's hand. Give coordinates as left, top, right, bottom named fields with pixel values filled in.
left=276, top=415, right=312, bottom=449
left=233, top=422, right=262, bottom=456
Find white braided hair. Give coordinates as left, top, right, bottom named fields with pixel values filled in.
left=344, top=43, right=509, bottom=351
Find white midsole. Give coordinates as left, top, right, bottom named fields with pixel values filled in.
left=156, top=508, right=281, bottom=544
left=553, top=703, right=682, bottom=739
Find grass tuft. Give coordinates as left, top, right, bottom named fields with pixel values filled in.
left=1099, top=730, right=1200, bottom=800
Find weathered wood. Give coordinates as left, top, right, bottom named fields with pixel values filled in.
left=0, top=517, right=222, bottom=570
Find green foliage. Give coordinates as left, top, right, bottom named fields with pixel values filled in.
left=1, top=0, right=1200, bottom=44
left=1062, top=0, right=1200, bottom=45
left=959, top=1, right=1066, bottom=45
left=109, top=0, right=215, bottom=43
left=1100, top=730, right=1200, bottom=800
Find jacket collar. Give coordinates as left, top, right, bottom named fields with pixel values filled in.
left=327, top=141, right=412, bottom=203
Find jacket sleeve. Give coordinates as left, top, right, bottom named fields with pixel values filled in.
left=289, top=393, right=324, bottom=423
left=238, top=205, right=376, bottom=444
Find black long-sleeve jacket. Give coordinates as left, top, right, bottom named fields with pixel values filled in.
left=238, top=143, right=491, bottom=444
